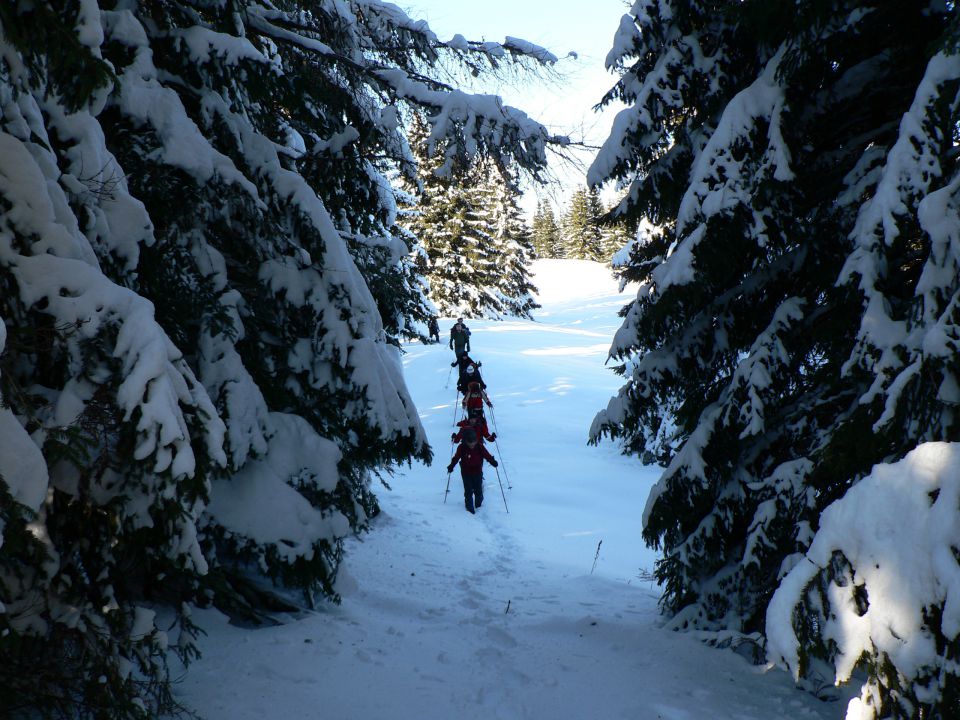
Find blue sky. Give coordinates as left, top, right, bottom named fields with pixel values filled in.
left=401, top=1, right=631, bottom=209
left=403, top=0, right=625, bottom=71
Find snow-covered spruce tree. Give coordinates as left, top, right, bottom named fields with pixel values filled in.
left=589, top=1, right=960, bottom=715
left=531, top=198, right=561, bottom=258
left=323, top=156, right=435, bottom=346
left=101, top=0, right=561, bottom=599
left=404, top=115, right=489, bottom=316
left=476, top=161, right=540, bottom=318
left=280, top=31, right=434, bottom=346
left=95, top=0, right=429, bottom=610
left=0, top=5, right=225, bottom=715
left=394, top=192, right=439, bottom=338
left=0, top=1, right=560, bottom=715
left=404, top=115, right=539, bottom=318
left=462, top=161, right=507, bottom=317
left=561, top=186, right=604, bottom=260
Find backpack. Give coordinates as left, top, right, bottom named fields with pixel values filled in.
left=464, top=382, right=485, bottom=411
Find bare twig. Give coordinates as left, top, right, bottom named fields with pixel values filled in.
left=590, top=539, right=602, bottom=574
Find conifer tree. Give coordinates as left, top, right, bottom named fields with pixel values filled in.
left=484, top=166, right=540, bottom=318
left=562, top=186, right=604, bottom=260
left=404, top=119, right=540, bottom=318
left=531, top=198, right=562, bottom=258
left=589, top=1, right=960, bottom=717
left=0, top=1, right=561, bottom=715
left=404, top=117, right=491, bottom=317
left=462, top=161, right=507, bottom=316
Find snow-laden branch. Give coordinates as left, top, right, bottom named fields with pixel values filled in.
left=841, top=52, right=960, bottom=420
left=768, top=443, right=960, bottom=715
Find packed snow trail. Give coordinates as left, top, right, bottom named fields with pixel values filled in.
left=175, top=260, right=848, bottom=719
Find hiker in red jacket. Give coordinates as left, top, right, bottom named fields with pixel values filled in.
left=452, top=409, right=496, bottom=445
left=446, top=427, right=498, bottom=514
left=462, top=380, right=492, bottom=413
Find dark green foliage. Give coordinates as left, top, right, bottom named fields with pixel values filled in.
left=0, top=1, right=113, bottom=111
left=0, top=1, right=556, bottom=716
left=591, top=0, right=960, bottom=715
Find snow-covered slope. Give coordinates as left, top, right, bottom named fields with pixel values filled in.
left=175, top=259, right=846, bottom=719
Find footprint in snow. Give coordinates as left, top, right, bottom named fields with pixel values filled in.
left=485, top=626, right=518, bottom=648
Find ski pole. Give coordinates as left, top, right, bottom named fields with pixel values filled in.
left=494, top=466, right=509, bottom=514
left=444, top=363, right=453, bottom=390
left=488, top=406, right=513, bottom=489
left=491, top=434, right=512, bottom=490
left=446, top=395, right=462, bottom=499
left=449, top=430, right=458, bottom=473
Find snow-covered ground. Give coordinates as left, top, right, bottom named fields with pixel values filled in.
left=175, top=260, right=845, bottom=719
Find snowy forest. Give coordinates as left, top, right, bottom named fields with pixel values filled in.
left=1, top=1, right=959, bottom=720
left=531, top=188, right=636, bottom=262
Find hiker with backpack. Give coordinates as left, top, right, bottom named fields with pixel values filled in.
left=454, top=356, right=484, bottom=393
left=447, top=427, right=498, bottom=514
left=451, top=351, right=477, bottom=375
left=452, top=408, right=496, bottom=445
left=462, top=379, right=492, bottom=412
left=449, top=318, right=470, bottom=356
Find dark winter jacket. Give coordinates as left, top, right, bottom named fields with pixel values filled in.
left=457, top=363, right=485, bottom=392
left=451, top=353, right=477, bottom=373
left=449, top=323, right=471, bottom=353
left=447, top=442, right=497, bottom=475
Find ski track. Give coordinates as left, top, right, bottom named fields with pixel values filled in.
left=175, top=260, right=851, bottom=720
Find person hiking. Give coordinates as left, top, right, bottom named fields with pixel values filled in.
left=428, top=316, right=440, bottom=344
left=451, top=351, right=477, bottom=374
left=462, top=379, right=492, bottom=412
left=449, top=318, right=470, bottom=356
left=453, top=354, right=482, bottom=392
left=452, top=409, right=496, bottom=445
left=447, top=427, right=497, bottom=514
left=457, top=364, right=487, bottom=395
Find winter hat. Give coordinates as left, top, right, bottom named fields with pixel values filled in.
left=462, top=428, right=477, bottom=443
left=466, top=365, right=475, bottom=374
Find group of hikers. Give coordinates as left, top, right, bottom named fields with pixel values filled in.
left=439, top=318, right=505, bottom=514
